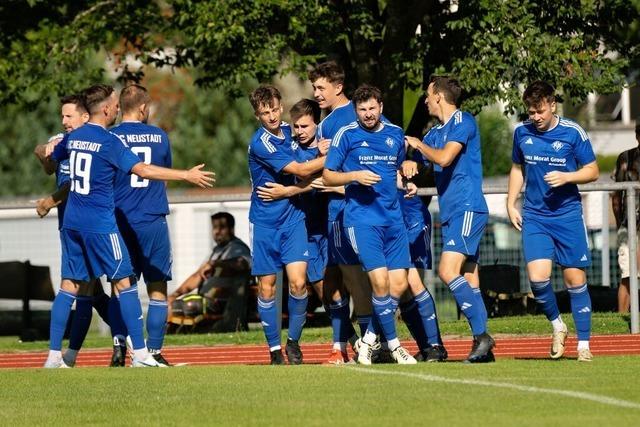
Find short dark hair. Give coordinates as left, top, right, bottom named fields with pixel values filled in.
left=352, top=84, right=383, bottom=106
left=249, top=85, right=281, bottom=112
left=60, top=94, right=87, bottom=114
left=308, top=61, right=345, bottom=85
left=289, top=99, right=320, bottom=124
left=523, top=80, right=556, bottom=107
left=210, top=212, right=235, bottom=228
left=120, top=84, right=150, bottom=114
left=81, top=84, right=115, bottom=114
left=429, top=75, right=462, bottom=106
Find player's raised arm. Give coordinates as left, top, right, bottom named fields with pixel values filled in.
left=281, top=156, right=326, bottom=179
left=131, top=163, right=215, bottom=188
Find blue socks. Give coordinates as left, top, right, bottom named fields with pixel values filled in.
left=287, top=292, right=308, bottom=341
left=108, top=296, right=128, bottom=343
left=117, top=285, right=146, bottom=350
left=530, top=279, right=560, bottom=321
left=414, top=289, right=442, bottom=345
left=399, top=298, right=429, bottom=350
left=146, top=299, right=168, bottom=351
left=569, top=284, right=592, bottom=341
left=448, top=276, right=486, bottom=336
left=372, top=294, right=398, bottom=343
left=49, top=290, right=76, bottom=351
left=472, top=287, right=488, bottom=326
left=258, top=297, right=280, bottom=350
left=68, top=296, right=93, bottom=351
left=329, top=297, right=351, bottom=344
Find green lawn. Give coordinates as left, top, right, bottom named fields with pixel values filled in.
left=2, top=357, right=639, bottom=426
left=0, top=312, right=633, bottom=352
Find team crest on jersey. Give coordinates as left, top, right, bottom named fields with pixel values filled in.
left=385, top=137, right=394, bottom=148
left=552, top=141, right=564, bottom=151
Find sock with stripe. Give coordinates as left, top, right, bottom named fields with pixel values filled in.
left=399, top=298, right=429, bottom=350
left=529, top=279, right=561, bottom=322
left=287, top=291, right=308, bottom=341
left=68, top=296, right=93, bottom=351
left=92, top=292, right=110, bottom=325
left=329, top=297, right=350, bottom=351
left=568, top=284, right=592, bottom=341
left=146, top=299, right=168, bottom=351
left=49, top=290, right=76, bottom=351
left=117, top=285, right=146, bottom=351
left=471, top=287, right=488, bottom=329
left=414, top=289, right=442, bottom=346
left=257, top=297, right=281, bottom=350
left=372, top=294, right=400, bottom=350
left=108, top=296, right=128, bottom=343
left=448, top=276, right=485, bottom=336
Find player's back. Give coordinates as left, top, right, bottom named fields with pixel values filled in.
left=424, top=110, right=487, bottom=222
left=111, top=121, right=171, bottom=225
left=52, top=123, right=141, bottom=233
left=248, top=124, right=304, bottom=228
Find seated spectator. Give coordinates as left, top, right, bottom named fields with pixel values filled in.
left=611, top=122, right=640, bottom=313
left=168, top=212, right=252, bottom=331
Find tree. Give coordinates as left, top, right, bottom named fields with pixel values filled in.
left=1, top=1, right=637, bottom=124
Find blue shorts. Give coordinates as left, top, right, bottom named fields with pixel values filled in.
left=346, top=223, right=411, bottom=272
left=522, top=212, right=591, bottom=267
left=119, top=216, right=173, bottom=283
left=306, top=234, right=328, bottom=283
left=408, top=223, right=432, bottom=270
left=60, top=229, right=134, bottom=282
left=328, top=217, right=360, bottom=266
left=250, top=221, right=309, bottom=276
left=441, top=211, right=488, bottom=263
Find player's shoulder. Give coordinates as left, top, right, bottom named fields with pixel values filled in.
left=557, top=117, right=589, bottom=142
left=332, top=121, right=359, bottom=145
left=383, top=120, right=404, bottom=135
left=513, top=120, right=535, bottom=136
left=452, top=110, right=476, bottom=128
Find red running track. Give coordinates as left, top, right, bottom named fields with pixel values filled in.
left=1, top=334, right=639, bottom=368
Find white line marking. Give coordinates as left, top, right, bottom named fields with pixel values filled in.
left=346, top=366, right=640, bottom=409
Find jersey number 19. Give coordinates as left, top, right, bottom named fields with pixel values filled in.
left=69, top=151, right=92, bottom=195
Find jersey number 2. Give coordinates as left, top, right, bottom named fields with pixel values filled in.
left=130, top=147, right=151, bottom=188
left=69, top=151, right=92, bottom=195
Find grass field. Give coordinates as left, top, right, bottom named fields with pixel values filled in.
left=2, top=357, right=639, bottom=426
left=0, top=312, right=633, bottom=352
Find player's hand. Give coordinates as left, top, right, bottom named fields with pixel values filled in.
left=257, top=182, right=290, bottom=201
left=404, top=182, right=418, bottom=198
left=404, top=136, right=421, bottom=150
left=44, top=137, right=63, bottom=157
left=353, top=170, right=381, bottom=186
left=543, top=171, right=569, bottom=188
left=507, top=205, right=523, bottom=231
left=310, top=177, right=329, bottom=191
left=318, top=139, right=331, bottom=156
left=186, top=164, right=216, bottom=188
left=34, top=197, right=56, bottom=218
left=401, top=160, right=419, bottom=179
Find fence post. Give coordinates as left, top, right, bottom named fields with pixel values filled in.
left=626, top=186, right=639, bottom=334
left=601, top=192, right=610, bottom=288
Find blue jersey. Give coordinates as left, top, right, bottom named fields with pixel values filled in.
left=292, top=141, right=328, bottom=236
left=512, top=117, right=596, bottom=217
left=318, top=101, right=358, bottom=222
left=51, top=122, right=141, bottom=233
left=52, top=133, right=71, bottom=230
left=399, top=191, right=431, bottom=230
left=248, top=124, right=305, bottom=228
left=325, top=121, right=405, bottom=227
left=421, top=110, right=488, bottom=223
left=110, top=121, right=172, bottom=225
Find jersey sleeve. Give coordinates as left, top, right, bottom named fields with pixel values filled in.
left=51, top=134, right=70, bottom=162
left=107, top=135, right=142, bottom=173
left=56, top=160, right=71, bottom=187
left=447, top=113, right=474, bottom=146
left=572, top=129, right=597, bottom=166
left=397, top=130, right=406, bottom=165
left=324, top=132, right=349, bottom=171
left=511, top=127, right=524, bottom=164
left=252, top=136, right=296, bottom=173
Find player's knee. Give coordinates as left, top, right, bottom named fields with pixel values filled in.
left=288, top=278, right=307, bottom=296
left=438, top=264, right=457, bottom=284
